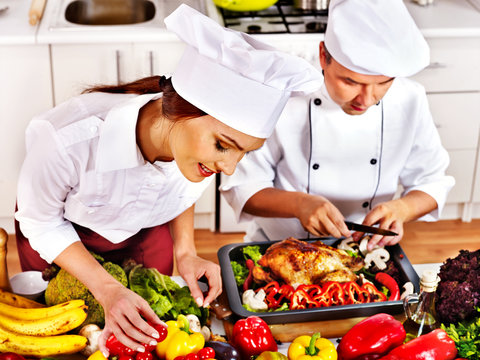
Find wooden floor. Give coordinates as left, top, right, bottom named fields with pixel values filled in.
left=5, top=219, right=480, bottom=278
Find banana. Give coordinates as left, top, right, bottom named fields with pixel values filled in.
left=0, top=304, right=88, bottom=336
left=0, top=322, right=87, bottom=357
left=0, top=299, right=85, bottom=320
left=0, top=288, right=45, bottom=308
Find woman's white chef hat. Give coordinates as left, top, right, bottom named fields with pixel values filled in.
left=164, top=4, right=322, bottom=139
left=325, top=0, right=430, bottom=77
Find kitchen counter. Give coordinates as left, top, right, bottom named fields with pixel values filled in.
left=405, top=0, right=480, bottom=37
left=0, top=0, right=37, bottom=45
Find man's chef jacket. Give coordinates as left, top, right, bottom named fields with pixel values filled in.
left=15, top=92, right=213, bottom=263
left=220, top=78, right=455, bottom=242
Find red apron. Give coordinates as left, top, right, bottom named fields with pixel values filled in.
left=15, top=219, right=174, bottom=275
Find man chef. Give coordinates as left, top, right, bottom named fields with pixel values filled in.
left=220, top=0, right=455, bottom=251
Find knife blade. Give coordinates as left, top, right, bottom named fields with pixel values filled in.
left=345, top=221, right=398, bottom=236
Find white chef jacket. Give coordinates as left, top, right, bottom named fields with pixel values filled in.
left=220, top=78, right=455, bottom=242
left=15, top=92, right=213, bottom=263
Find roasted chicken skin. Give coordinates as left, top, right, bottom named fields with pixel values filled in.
left=252, top=237, right=364, bottom=288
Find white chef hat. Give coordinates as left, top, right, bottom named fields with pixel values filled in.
left=164, top=4, right=322, bottom=139
left=325, top=0, right=430, bottom=77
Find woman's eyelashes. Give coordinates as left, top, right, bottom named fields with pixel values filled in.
left=215, top=140, right=228, bottom=153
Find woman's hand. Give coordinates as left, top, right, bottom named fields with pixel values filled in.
left=97, top=281, right=166, bottom=357
left=296, top=193, right=351, bottom=239
left=175, top=253, right=222, bottom=308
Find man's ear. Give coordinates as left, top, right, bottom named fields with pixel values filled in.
left=319, top=41, right=326, bottom=70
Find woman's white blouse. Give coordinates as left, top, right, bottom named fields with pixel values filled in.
left=15, top=92, right=213, bottom=263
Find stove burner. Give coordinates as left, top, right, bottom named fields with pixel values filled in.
left=305, top=21, right=327, bottom=33
left=247, top=24, right=262, bottom=34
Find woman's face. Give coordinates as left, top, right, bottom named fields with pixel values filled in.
left=169, top=115, right=265, bottom=182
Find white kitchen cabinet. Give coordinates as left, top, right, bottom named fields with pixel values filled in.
left=410, top=37, right=480, bottom=220
left=51, top=43, right=135, bottom=105
left=0, top=45, right=53, bottom=232
left=132, top=42, right=186, bottom=78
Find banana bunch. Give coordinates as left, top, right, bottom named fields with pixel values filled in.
left=0, top=290, right=88, bottom=357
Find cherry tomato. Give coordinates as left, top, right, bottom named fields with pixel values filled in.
left=136, top=352, right=154, bottom=360
left=173, top=357, right=185, bottom=360
left=106, top=334, right=128, bottom=356
left=142, top=342, right=157, bottom=353
left=184, top=354, right=199, bottom=360
left=118, top=355, right=135, bottom=360
left=0, top=353, right=26, bottom=360
left=149, top=322, right=169, bottom=342
left=197, top=347, right=215, bottom=360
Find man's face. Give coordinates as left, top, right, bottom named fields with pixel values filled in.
left=319, top=42, right=395, bottom=115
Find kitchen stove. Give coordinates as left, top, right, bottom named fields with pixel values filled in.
left=218, top=0, right=328, bottom=34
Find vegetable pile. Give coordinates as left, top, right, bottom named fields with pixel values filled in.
left=435, top=249, right=480, bottom=324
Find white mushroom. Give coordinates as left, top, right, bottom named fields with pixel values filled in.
left=364, top=248, right=390, bottom=270
left=78, top=324, right=102, bottom=357
left=200, top=325, right=211, bottom=341
left=186, top=314, right=202, bottom=333
left=359, top=236, right=380, bottom=255
left=337, top=237, right=358, bottom=253
left=400, top=282, right=415, bottom=299
left=242, top=289, right=268, bottom=311
left=358, top=273, right=374, bottom=286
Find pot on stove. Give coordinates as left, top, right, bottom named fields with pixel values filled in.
left=293, top=0, right=329, bottom=11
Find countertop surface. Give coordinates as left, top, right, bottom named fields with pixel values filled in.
left=2, top=0, right=480, bottom=45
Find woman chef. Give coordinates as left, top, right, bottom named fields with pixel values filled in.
left=220, top=0, right=455, bottom=250
left=14, top=4, right=322, bottom=355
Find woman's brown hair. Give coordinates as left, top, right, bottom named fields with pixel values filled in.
left=83, top=76, right=206, bottom=121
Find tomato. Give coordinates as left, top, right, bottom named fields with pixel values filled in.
left=142, top=342, right=157, bottom=353
left=106, top=334, right=128, bottom=356
left=149, top=322, right=169, bottom=342
left=136, top=352, right=154, bottom=360
left=0, top=353, right=26, bottom=360
left=118, top=355, right=135, bottom=360
left=197, top=347, right=215, bottom=360
left=184, top=354, right=199, bottom=360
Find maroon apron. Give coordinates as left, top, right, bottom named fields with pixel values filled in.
left=15, top=219, right=174, bottom=275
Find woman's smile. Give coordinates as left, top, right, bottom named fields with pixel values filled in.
left=198, top=163, right=216, bottom=177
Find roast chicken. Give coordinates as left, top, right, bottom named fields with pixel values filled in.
left=252, top=237, right=364, bottom=288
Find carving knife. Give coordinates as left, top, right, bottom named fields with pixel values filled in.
left=345, top=221, right=398, bottom=236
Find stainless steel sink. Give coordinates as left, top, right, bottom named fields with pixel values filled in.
left=48, top=0, right=207, bottom=31
left=65, top=0, right=155, bottom=26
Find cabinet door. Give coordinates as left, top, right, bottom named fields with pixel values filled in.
left=132, top=42, right=185, bottom=79
left=51, top=43, right=134, bottom=105
left=427, top=92, right=480, bottom=150
left=445, top=150, right=476, bottom=204
left=0, top=45, right=53, bottom=230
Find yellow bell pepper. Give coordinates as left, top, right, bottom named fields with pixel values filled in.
left=156, top=314, right=205, bottom=360
left=288, top=333, right=337, bottom=360
left=87, top=350, right=108, bottom=360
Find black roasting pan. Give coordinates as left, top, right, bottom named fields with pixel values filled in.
left=217, top=237, right=420, bottom=325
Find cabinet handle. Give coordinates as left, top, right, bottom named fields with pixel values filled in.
left=149, top=51, right=154, bottom=77
left=115, top=50, right=121, bottom=85
left=426, top=61, right=447, bottom=70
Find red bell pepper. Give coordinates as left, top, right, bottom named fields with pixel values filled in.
left=231, top=316, right=278, bottom=360
left=342, top=282, right=370, bottom=305
left=361, top=282, right=387, bottom=302
left=337, top=313, right=406, bottom=360
left=378, top=329, right=457, bottom=360
left=375, top=273, right=400, bottom=301
left=321, top=281, right=344, bottom=306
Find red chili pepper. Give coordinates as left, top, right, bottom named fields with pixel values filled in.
left=342, top=281, right=369, bottom=305
left=231, top=316, right=277, bottom=360
left=243, top=259, right=255, bottom=291
left=378, top=329, right=457, bottom=360
left=375, top=272, right=400, bottom=301
left=362, top=282, right=387, bottom=302
left=337, top=313, right=406, bottom=360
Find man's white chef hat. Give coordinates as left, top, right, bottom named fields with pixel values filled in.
left=164, top=4, right=322, bottom=139
left=325, top=0, right=430, bottom=77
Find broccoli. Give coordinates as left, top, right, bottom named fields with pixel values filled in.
left=44, top=258, right=127, bottom=327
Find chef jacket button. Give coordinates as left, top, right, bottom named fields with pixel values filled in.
left=87, top=209, right=95, bottom=214
left=314, top=98, right=322, bottom=106
left=362, top=201, right=369, bottom=208
left=312, top=163, right=320, bottom=170
left=370, top=158, right=377, bottom=165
